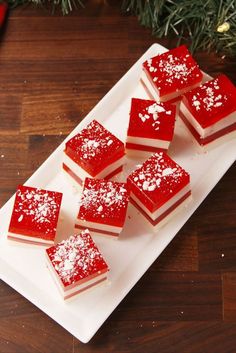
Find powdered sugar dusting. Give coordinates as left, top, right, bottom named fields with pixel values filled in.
left=129, top=152, right=189, bottom=195
left=13, top=185, right=62, bottom=236
left=47, top=229, right=108, bottom=287
left=65, top=120, right=124, bottom=163
left=143, top=46, right=201, bottom=93
left=78, top=178, right=129, bottom=223
left=191, top=77, right=228, bottom=112
left=128, top=98, right=176, bottom=142
left=137, top=101, right=173, bottom=131
left=148, top=53, right=199, bottom=84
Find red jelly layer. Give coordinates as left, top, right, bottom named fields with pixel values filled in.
left=75, top=224, right=119, bottom=237
left=126, top=142, right=166, bottom=153
left=180, top=111, right=236, bottom=146
left=127, top=152, right=190, bottom=213
left=64, top=120, right=125, bottom=177
left=46, top=229, right=109, bottom=288
left=63, top=163, right=83, bottom=185
left=8, top=185, right=62, bottom=242
left=182, top=74, right=236, bottom=129
left=63, top=163, right=123, bottom=185
left=140, top=78, right=182, bottom=104
left=142, top=45, right=202, bottom=98
left=8, top=234, right=54, bottom=246
left=64, top=276, right=107, bottom=300
left=130, top=190, right=191, bottom=226
left=78, top=178, right=130, bottom=227
left=127, top=98, right=176, bottom=141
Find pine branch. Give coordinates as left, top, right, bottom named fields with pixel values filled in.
left=122, top=0, right=236, bottom=56
left=2, top=0, right=236, bottom=56
left=5, top=0, right=85, bottom=15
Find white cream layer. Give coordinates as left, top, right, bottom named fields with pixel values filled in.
left=63, top=152, right=125, bottom=181
left=126, top=135, right=170, bottom=149
left=8, top=231, right=54, bottom=245
left=46, top=254, right=107, bottom=299
left=133, top=194, right=192, bottom=232
left=187, top=127, right=236, bottom=152
left=131, top=183, right=191, bottom=221
left=180, top=101, right=236, bottom=138
left=141, top=70, right=201, bottom=102
left=75, top=219, right=122, bottom=234
left=141, top=70, right=160, bottom=101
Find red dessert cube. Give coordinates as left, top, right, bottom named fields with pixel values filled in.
left=75, top=178, right=130, bottom=238
left=180, top=74, right=236, bottom=149
left=46, top=229, right=109, bottom=300
left=141, top=45, right=203, bottom=103
left=126, top=98, right=176, bottom=157
left=8, top=185, right=62, bottom=245
left=63, top=120, right=125, bottom=188
left=127, top=152, right=191, bottom=231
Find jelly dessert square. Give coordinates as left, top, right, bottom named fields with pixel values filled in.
left=141, top=45, right=203, bottom=103
left=63, top=120, right=125, bottom=188
left=126, top=98, right=176, bottom=157
left=75, top=178, right=130, bottom=238
left=46, top=229, right=109, bottom=300
left=127, top=152, right=191, bottom=231
left=179, top=74, right=236, bottom=149
left=8, top=185, right=62, bottom=245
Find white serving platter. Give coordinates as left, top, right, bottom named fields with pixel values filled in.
left=0, top=43, right=235, bottom=343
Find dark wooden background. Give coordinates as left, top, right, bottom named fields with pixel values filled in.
left=0, top=1, right=236, bottom=352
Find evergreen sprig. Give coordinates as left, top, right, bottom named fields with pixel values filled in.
left=6, top=0, right=84, bottom=15
left=2, top=0, right=236, bottom=55
left=122, top=0, right=236, bottom=55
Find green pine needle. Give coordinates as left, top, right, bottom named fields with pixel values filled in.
left=2, top=0, right=236, bottom=55
left=5, top=0, right=85, bottom=15
left=122, top=0, right=236, bottom=56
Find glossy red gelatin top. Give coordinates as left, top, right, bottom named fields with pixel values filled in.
left=78, top=178, right=130, bottom=227
left=9, top=185, right=62, bottom=241
left=128, top=152, right=190, bottom=212
left=182, top=74, right=236, bottom=129
left=65, top=120, right=125, bottom=177
left=46, top=229, right=108, bottom=288
left=143, top=45, right=202, bottom=97
left=127, top=98, right=176, bottom=141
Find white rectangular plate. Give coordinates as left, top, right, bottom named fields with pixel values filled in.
left=0, top=43, right=235, bottom=343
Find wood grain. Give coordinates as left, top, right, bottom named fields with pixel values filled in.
left=0, top=1, right=236, bottom=352
left=223, top=272, right=236, bottom=321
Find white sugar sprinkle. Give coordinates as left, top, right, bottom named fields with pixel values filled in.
left=18, top=215, right=24, bottom=222
left=97, top=205, right=103, bottom=213
left=107, top=139, right=113, bottom=146
left=142, top=181, right=149, bottom=190
left=148, top=184, right=156, bottom=191
left=162, top=167, right=176, bottom=176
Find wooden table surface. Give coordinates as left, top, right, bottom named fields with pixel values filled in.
left=0, top=1, right=236, bottom=352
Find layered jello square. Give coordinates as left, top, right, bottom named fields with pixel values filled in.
left=75, top=178, right=130, bottom=238
left=63, top=120, right=125, bottom=187
left=8, top=185, right=62, bottom=245
left=46, top=229, right=109, bottom=300
left=126, top=98, right=176, bottom=156
left=127, top=152, right=191, bottom=231
left=141, top=45, right=203, bottom=103
left=179, top=74, right=236, bottom=149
